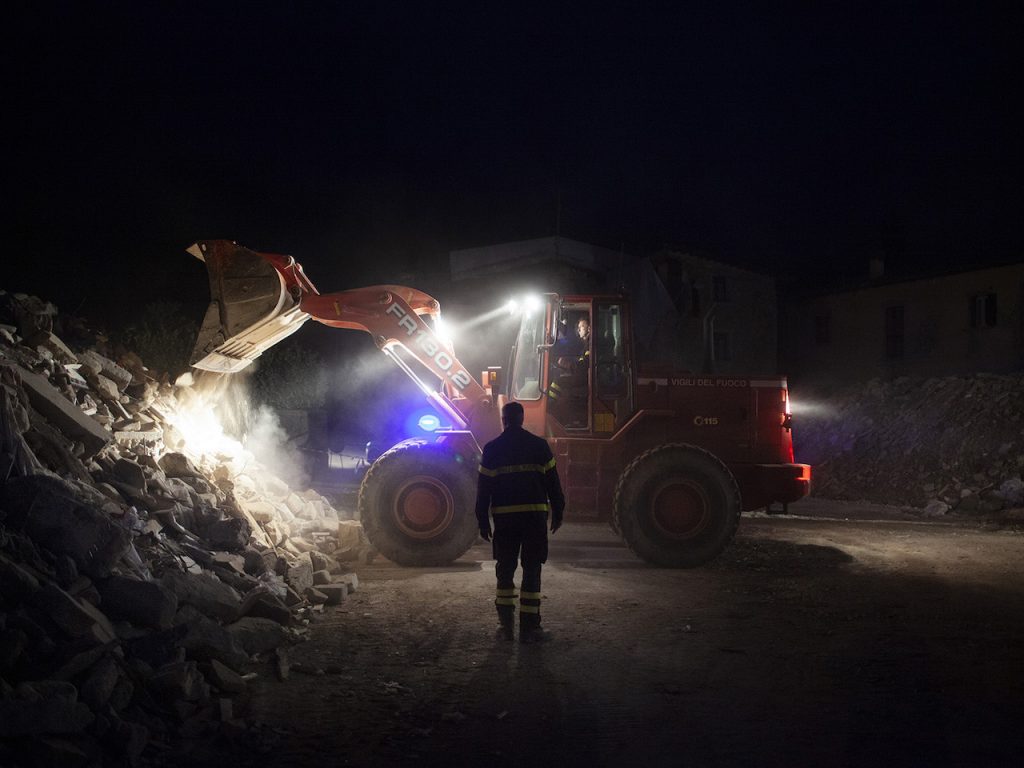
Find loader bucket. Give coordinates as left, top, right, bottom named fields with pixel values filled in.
left=187, top=240, right=312, bottom=373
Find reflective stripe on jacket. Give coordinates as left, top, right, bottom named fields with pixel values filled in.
left=475, top=425, right=565, bottom=527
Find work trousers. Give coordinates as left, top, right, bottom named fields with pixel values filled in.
left=492, top=511, right=548, bottom=626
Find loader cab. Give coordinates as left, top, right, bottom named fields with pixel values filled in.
left=508, top=295, right=635, bottom=437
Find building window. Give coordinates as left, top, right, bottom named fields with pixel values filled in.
left=664, top=259, right=685, bottom=313
left=969, top=293, right=997, bottom=328
left=713, top=331, right=732, bottom=362
left=712, top=275, right=730, bottom=303
left=814, top=313, right=831, bottom=345
left=884, top=305, right=904, bottom=360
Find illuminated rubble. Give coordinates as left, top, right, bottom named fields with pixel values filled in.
left=797, top=375, right=1024, bottom=515
left=0, top=291, right=369, bottom=765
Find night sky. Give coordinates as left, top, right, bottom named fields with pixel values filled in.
left=7, top=2, right=1023, bottom=323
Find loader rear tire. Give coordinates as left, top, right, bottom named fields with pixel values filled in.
left=613, top=443, right=740, bottom=567
left=358, top=441, right=478, bottom=566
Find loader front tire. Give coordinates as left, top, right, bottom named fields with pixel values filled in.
left=358, top=441, right=478, bottom=566
left=613, top=443, right=740, bottom=567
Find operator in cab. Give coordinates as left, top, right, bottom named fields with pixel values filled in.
left=548, top=315, right=592, bottom=428
left=475, top=401, right=565, bottom=643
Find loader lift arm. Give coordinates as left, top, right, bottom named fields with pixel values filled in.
left=188, top=239, right=500, bottom=445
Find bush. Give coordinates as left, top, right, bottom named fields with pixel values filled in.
left=119, top=302, right=198, bottom=378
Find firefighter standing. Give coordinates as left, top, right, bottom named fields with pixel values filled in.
left=476, top=401, right=565, bottom=643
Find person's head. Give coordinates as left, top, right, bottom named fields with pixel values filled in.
left=576, top=318, right=591, bottom=340
left=501, top=401, right=525, bottom=429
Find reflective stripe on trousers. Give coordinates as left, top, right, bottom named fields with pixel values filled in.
left=519, top=590, right=541, bottom=615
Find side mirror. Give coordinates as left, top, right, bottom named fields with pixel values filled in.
left=482, top=367, right=503, bottom=402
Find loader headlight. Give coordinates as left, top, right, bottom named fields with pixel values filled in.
left=506, top=294, right=542, bottom=316
left=433, top=315, right=455, bottom=347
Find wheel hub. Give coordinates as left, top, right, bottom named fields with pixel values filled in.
left=651, top=479, right=711, bottom=539
left=392, top=475, right=455, bottom=539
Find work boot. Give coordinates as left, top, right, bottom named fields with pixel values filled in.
left=495, top=606, right=515, bottom=641
left=519, top=626, right=553, bottom=644
left=519, top=613, right=551, bottom=644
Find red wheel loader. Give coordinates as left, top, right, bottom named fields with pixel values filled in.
left=187, top=240, right=810, bottom=567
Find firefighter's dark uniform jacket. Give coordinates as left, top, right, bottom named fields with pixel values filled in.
left=475, top=425, right=565, bottom=529
left=476, top=424, right=565, bottom=627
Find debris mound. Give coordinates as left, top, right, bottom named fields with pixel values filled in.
left=0, top=290, right=368, bottom=766
left=795, top=374, right=1024, bottom=516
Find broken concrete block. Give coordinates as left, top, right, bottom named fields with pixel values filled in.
left=93, top=374, right=122, bottom=402
left=317, top=584, right=348, bottom=606
left=13, top=365, right=110, bottom=456
left=29, top=331, right=78, bottom=364
left=287, top=536, right=317, bottom=553
left=226, top=617, right=290, bottom=655
left=98, top=576, right=178, bottom=630
left=236, top=497, right=276, bottom=523
left=259, top=474, right=291, bottom=501
left=242, top=548, right=269, bottom=576
left=124, top=624, right=188, bottom=668
left=113, top=425, right=162, bottom=443
left=285, top=552, right=314, bottom=593
left=304, top=586, right=328, bottom=605
left=213, top=552, right=247, bottom=575
left=337, top=520, right=365, bottom=551
left=239, top=590, right=292, bottom=626
left=339, top=573, right=359, bottom=593
left=205, top=659, right=246, bottom=694
left=174, top=607, right=249, bottom=671
left=79, top=655, right=121, bottom=711
left=271, top=648, right=290, bottom=682
left=151, top=660, right=210, bottom=703
left=312, top=569, right=332, bottom=586
left=161, top=571, right=241, bottom=623
left=163, top=477, right=195, bottom=506
left=285, top=492, right=305, bottom=516
left=32, top=582, right=117, bottom=642
left=204, top=517, right=251, bottom=551
left=308, top=549, right=336, bottom=572
left=112, top=458, right=147, bottom=490
left=1, top=476, right=130, bottom=578
left=78, top=350, right=133, bottom=392
left=158, top=451, right=202, bottom=478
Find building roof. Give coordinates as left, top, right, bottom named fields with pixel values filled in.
left=784, top=256, right=1024, bottom=300
left=449, top=236, right=630, bottom=281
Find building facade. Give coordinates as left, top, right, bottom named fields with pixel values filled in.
left=782, top=262, right=1024, bottom=382
left=444, top=238, right=778, bottom=377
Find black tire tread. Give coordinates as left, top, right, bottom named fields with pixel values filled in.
left=613, top=442, right=741, bottom=567
left=357, top=441, right=478, bottom=566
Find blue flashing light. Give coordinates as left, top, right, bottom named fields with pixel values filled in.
left=417, top=414, right=441, bottom=432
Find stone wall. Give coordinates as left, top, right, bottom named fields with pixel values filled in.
left=794, top=374, right=1024, bottom=515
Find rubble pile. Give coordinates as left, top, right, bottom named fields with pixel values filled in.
left=795, top=374, right=1024, bottom=515
left=0, top=291, right=369, bottom=765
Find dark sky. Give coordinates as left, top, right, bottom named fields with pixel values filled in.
left=7, top=2, right=1023, bottom=322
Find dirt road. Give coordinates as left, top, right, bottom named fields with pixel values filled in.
left=207, top=503, right=1024, bottom=767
